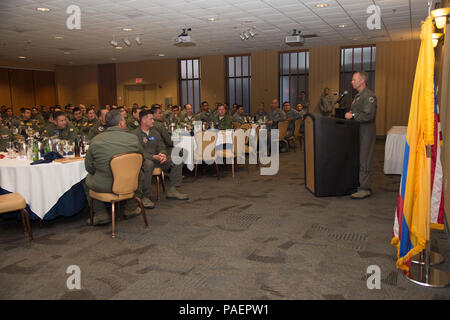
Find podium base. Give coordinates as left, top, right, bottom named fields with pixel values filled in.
left=403, top=264, right=450, bottom=288
left=411, top=251, right=445, bottom=266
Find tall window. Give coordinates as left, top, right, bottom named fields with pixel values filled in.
left=279, top=50, right=310, bottom=106
left=340, top=45, right=376, bottom=107
left=226, top=55, right=251, bottom=114
left=179, top=58, right=201, bottom=112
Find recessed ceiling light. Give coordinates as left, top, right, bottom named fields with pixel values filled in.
left=37, top=7, right=50, bottom=12
left=122, top=28, right=133, bottom=31
left=111, top=58, right=117, bottom=61
left=158, top=53, right=165, bottom=57
left=115, top=46, right=123, bottom=49
left=207, top=17, right=216, bottom=21
left=316, top=3, right=328, bottom=8
left=55, top=36, right=64, bottom=39
left=18, top=56, right=26, bottom=59
left=338, top=24, right=346, bottom=28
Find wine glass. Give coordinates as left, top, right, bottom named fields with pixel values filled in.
left=63, top=141, right=72, bottom=157
left=6, top=141, right=16, bottom=159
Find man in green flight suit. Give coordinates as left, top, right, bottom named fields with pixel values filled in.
left=72, top=107, right=88, bottom=135
left=212, top=104, right=232, bottom=130
left=82, top=107, right=98, bottom=136
left=49, top=111, right=78, bottom=142
left=84, top=110, right=145, bottom=225
left=0, top=113, right=13, bottom=151
left=127, top=106, right=142, bottom=132
left=345, top=71, right=377, bottom=200
left=87, top=107, right=109, bottom=141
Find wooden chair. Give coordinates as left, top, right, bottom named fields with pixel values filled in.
left=215, top=130, right=243, bottom=178
left=89, top=152, right=148, bottom=238
left=277, top=120, right=289, bottom=151
left=294, top=119, right=303, bottom=151
left=0, top=193, right=33, bottom=241
left=287, top=119, right=302, bottom=152
left=152, top=167, right=166, bottom=201
left=194, top=131, right=220, bottom=179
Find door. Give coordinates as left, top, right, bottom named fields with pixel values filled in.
left=124, top=84, right=157, bottom=107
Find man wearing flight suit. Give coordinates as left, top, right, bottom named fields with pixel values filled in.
left=127, top=106, right=142, bottom=131
left=84, top=110, right=144, bottom=225
left=282, top=101, right=301, bottom=138
left=197, top=101, right=213, bottom=123
left=47, top=111, right=78, bottom=142
left=212, top=104, right=232, bottom=130
left=345, top=71, right=377, bottom=200
left=267, top=99, right=287, bottom=129
left=297, top=91, right=310, bottom=113
left=231, top=105, right=245, bottom=124
left=319, top=88, right=336, bottom=117
left=82, top=107, right=98, bottom=136
left=0, top=114, right=13, bottom=151
left=72, top=107, right=88, bottom=135
left=13, top=108, right=40, bottom=133
left=253, top=102, right=268, bottom=123
left=151, top=105, right=174, bottom=149
left=133, top=109, right=188, bottom=203
left=87, top=107, right=108, bottom=141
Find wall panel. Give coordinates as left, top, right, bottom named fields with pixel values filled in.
left=33, top=70, right=56, bottom=106
left=0, top=68, right=11, bottom=107
left=98, top=63, right=117, bottom=106
left=9, top=69, right=35, bottom=113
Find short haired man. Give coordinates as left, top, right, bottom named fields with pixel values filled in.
left=267, top=99, right=286, bottom=129
left=197, top=101, right=212, bottom=123
left=127, top=106, right=142, bottom=131
left=83, top=107, right=98, bottom=135
left=133, top=109, right=188, bottom=203
left=72, top=107, right=88, bottom=135
left=178, top=104, right=197, bottom=130
left=297, top=91, right=310, bottom=113
left=46, top=111, right=77, bottom=142
left=231, top=105, right=245, bottom=124
left=283, top=101, right=301, bottom=138
left=319, top=88, right=336, bottom=117
left=87, top=107, right=109, bottom=140
left=84, top=110, right=144, bottom=225
left=212, top=104, right=232, bottom=130
left=14, top=107, right=39, bottom=133
left=345, top=71, right=377, bottom=199
left=0, top=113, right=14, bottom=151
left=253, top=102, right=267, bottom=123
left=151, top=105, right=173, bottom=148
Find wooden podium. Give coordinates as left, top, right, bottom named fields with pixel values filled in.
left=304, top=114, right=360, bottom=197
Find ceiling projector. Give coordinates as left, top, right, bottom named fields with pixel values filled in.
left=174, top=28, right=196, bottom=47
left=285, top=29, right=305, bottom=47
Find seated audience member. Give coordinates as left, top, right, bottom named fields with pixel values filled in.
left=167, top=105, right=182, bottom=125
left=231, top=105, right=245, bottom=124
left=0, top=113, right=13, bottom=151
left=64, top=104, right=75, bottom=121
left=254, top=102, right=268, bottom=122
left=79, top=104, right=87, bottom=115
left=41, top=111, right=57, bottom=136
left=14, top=107, right=39, bottom=132
left=87, top=107, right=109, bottom=141
left=127, top=106, right=142, bottom=131
left=151, top=105, right=173, bottom=149
left=319, top=88, right=336, bottom=117
left=2, top=107, right=17, bottom=127
left=267, top=99, right=286, bottom=129
left=282, top=101, right=301, bottom=138
left=133, top=109, right=188, bottom=203
left=231, top=104, right=238, bottom=115
left=212, top=104, right=232, bottom=130
left=197, top=101, right=212, bottom=123
left=72, top=107, right=88, bottom=135
left=46, top=111, right=77, bottom=142
left=83, top=110, right=144, bottom=225
left=118, top=106, right=128, bottom=120
left=31, top=106, right=44, bottom=124
left=83, top=107, right=98, bottom=135
left=178, top=104, right=196, bottom=129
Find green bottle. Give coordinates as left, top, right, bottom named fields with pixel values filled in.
left=32, top=141, right=39, bottom=161
left=44, top=139, right=51, bottom=155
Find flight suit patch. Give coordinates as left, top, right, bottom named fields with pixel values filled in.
left=369, top=97, right=375, bottom=103
left=143, top=137, right=148, bottom=144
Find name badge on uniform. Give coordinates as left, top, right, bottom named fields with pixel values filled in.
left=143, top=137, right=148, bottom=144
left=148, top=136, right=156, bottom=141
left=98, top=126, right=104, bottom=132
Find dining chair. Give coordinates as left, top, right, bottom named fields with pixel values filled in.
left=152, top=167, right=166, bottom=201
left=0, top=193, right=33, bottom=241
left=89, top=152, right=148, bottom=238
left=194, top=131, right=220, bottom=179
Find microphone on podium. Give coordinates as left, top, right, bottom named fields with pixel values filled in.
left=335, top=90, right=349, bottom=104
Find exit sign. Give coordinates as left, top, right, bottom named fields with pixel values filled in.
left=136, top=78, right=143, bottom=83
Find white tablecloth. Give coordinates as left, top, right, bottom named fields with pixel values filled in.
left=384, top=126, right=407, bottom=175
left=0, top=156, right=87, bottom=219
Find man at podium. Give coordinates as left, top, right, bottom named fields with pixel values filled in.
left=345, top=71, right=378, bottom=200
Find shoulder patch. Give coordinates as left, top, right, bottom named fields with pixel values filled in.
left=98, top=126, right=104, bottom=132
left=369, top=97, right=375, bottom=103
left=148, top=136, right=156, bottom=141
left=69, top=128, right=74, bottom=132
left=142, top=136, right=148, bottom=144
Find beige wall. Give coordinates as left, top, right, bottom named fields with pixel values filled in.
left=116, top=59, right=178, bottom=108
left=0, top=59, right=55, bottom=71
left=251, top=50, right=278, bottom=113
left=55, top=64, right=99, bottom=107
left=200, top=55, right=225, bottom=105
left=309, top=46, right=341, bottom=114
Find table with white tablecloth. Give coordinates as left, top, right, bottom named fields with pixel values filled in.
left=384, top=126, right=407, bottom=175
left=0, top=156, right=88, bottom=220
